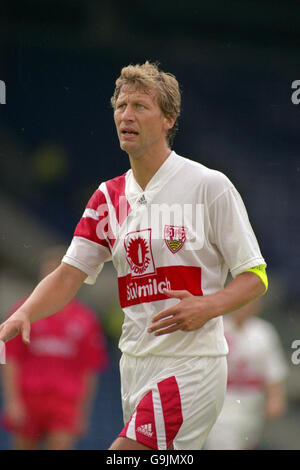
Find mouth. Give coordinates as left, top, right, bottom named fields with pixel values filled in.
left=120, top=129, right=139, bottom=137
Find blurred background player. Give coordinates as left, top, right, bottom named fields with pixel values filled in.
left=204, top=298, right=288, bottom=450
left=0, top=246, right=109, bottom=450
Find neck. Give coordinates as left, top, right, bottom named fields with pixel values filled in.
left=129, top=147, right=171, bottom=190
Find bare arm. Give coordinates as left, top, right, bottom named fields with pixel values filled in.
left=148, top=272, right=265, bottom=335
left=264, top=381, right=287, bottom=420
left=0, top=262, right=87, bottom=343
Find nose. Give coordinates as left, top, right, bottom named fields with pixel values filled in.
left=121, top=104, right=135, bottom=121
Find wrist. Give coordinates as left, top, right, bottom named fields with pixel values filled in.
left=12, top=308, right=32, bottom=323
left=203, top=290, right=231, bottom=319
left=199, top=294, right=224, bottom=321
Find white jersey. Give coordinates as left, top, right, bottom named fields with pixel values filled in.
left=224, top=316, right=288, bottom=390
left=63, top=151, right=266, bottom=357
left=205, top=315, right=288, bottom=449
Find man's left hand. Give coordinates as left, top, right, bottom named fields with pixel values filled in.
left=147, top=289, right=215, bottom=336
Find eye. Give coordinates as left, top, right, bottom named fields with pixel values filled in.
left=117, top=103, right=126, bottom=110
left=136, top=103, right=145, bottom=109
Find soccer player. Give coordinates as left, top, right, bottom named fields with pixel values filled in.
left=1, top=246, right=109, bottom=450
left=0, top=62, right=268, bottom=450
left=204, top=299, right=288, bottom=450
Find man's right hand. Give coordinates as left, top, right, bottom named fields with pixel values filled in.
left=0, top=263, right=87, bottom=345
left=0, top=310, right=31, bottom=344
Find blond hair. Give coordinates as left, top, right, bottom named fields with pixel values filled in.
left=111, top=61, right=181, bottom=147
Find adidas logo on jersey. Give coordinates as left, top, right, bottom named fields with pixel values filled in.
left=136, top=423, right=153, bottom=438
left=137, top=194, right=147, bottom=205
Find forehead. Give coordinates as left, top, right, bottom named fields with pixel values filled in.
left=116, top=85, right=158, bottom=104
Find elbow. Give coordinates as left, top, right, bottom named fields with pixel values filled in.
left=244, top=265, right=268, bottom=296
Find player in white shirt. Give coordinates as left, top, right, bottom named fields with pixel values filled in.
left=205, top=299, right=288, bottom=450
left=0, top=62, right=268, bottom=450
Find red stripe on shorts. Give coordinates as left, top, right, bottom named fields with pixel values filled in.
left=119, top=376, right=183, bottom=449
left=119, top=390, right=158, bottom=448
left=134, top=390, right=158, bottom=448
left=158, top=376, right=183, bottom=448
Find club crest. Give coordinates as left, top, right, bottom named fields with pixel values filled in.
left=164, top=225, right=187, bottom=254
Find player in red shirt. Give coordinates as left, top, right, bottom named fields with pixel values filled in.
left=1, top=246, right=109, bottom=450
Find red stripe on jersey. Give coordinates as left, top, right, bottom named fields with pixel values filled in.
left=158, top=376, right=183, bottom=448
left=227, top=377, right=264, bottom=389
left=74, top=217, right=109, bottom=249
left=74, top=188, right=116, bottom=250
left=105, top=174, right=130, bottom=225
left=118, top=265, right=202, bottom=308
left=86, top=188, right=107, bottom=211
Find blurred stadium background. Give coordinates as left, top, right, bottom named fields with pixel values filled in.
left=0, top=0, right=300, bottom=449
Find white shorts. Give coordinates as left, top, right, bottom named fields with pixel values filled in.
left=119, top=353, right=227, bottom=450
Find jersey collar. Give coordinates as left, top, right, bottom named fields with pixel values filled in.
left=125, top=151, right=184, bottom=207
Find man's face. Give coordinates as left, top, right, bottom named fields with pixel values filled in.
left=114, top=85, right=173, bottom=157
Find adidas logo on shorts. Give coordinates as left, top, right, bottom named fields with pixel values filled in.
left=136, top=423, right=153, bottom=438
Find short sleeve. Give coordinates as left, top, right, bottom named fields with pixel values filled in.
left=62, top=187, right=112, bottom=285
left=209, top=185, right=266, bottom=278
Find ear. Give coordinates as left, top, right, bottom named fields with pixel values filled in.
left=163, top=114, right=176, bottom=132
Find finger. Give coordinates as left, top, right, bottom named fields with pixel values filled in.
left=0, top=325, right=16, bottom=343
left=163, top=289, right=192, bottom=299
left=151, top=323, right=182, bottom=336
left=21, top=321, right=30, bottom=344
left=148, top=316, right=178, bottom=333
left=151, top=306, right=178, bottom=323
